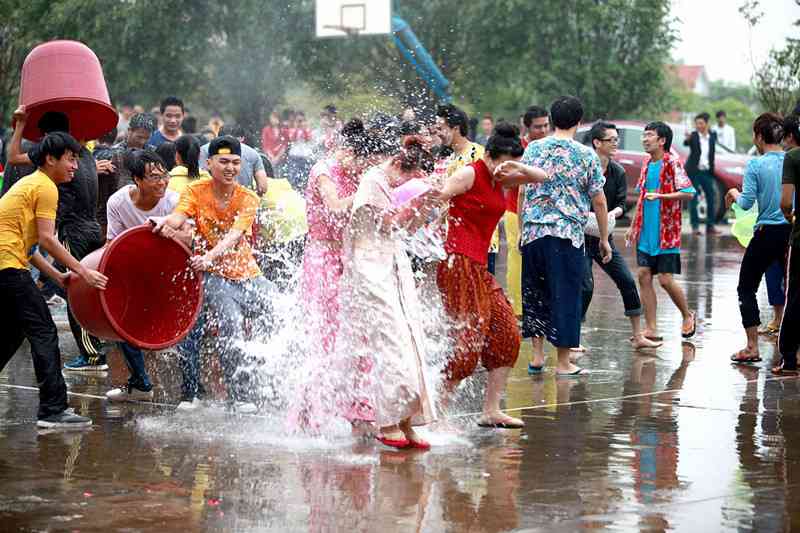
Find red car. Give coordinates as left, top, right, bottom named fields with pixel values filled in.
left=577, top=120, right=749, bottom=220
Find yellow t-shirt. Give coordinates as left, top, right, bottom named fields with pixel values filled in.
left=167, top=165, right=212, bottom=196
left=0, top=170, right=58, bottom=270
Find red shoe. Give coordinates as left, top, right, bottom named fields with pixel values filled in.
left=376, top=436, right=410, bottom=449
left=408, top=439, right=431, bottom=450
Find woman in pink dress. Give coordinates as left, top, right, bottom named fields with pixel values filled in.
left=301, top=119, right=374, bottom=353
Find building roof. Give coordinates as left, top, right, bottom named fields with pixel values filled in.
left=669, top=65, right=708, bottom=91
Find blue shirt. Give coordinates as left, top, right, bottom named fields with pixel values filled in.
left=735, top=151, right=788, bottom=228
left=148, top=130, right=174, bottom=147
left=639, top=161, right=695, bottom=256
left=520, top=138, right=605, bottom=249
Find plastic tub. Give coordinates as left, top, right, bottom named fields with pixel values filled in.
left=67, top=225, right=203, bottom=349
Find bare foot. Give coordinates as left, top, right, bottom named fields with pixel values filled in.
left=570, top=345, right=587, bottom=352
left=478, top=412, right=524, bottom=428
left=555, top=362, right=582, bottom=374
left=630, top=335, right=662, bottom=350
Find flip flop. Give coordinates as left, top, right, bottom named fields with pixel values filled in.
left=376, top=436, right=410, bottom=449
left=758, top=324, right=780, bottom=336
left=527, top=363, right=544, bottom=375
left=730, top=350, right=761, bottom=364
left=771, top=361, right=799, bottom=375
left=407, top=438, right=431, bottom=450
left=681, top=312, right=697, bottom=339
left=631, top=335, right=664, bottom=342
left=477, top=419, right=525, bottom=429
left=556, top=367, right=589, bottom=377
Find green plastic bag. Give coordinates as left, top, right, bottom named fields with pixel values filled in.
left=731, top=202, right=758, bottom=248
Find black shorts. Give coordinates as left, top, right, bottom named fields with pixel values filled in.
left=636, top=250, right=681, bottom=275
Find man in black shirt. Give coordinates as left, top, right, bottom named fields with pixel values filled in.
left=582, top=122, right=661, bottom=349
left=7, top=109, right=108, bottom=370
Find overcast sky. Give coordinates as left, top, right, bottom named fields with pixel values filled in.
left=671, top=0, right=799, bottom=85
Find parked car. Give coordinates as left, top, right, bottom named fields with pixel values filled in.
left=577, top=120, right=749, bottom=221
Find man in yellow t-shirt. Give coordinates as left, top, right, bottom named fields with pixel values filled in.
left=154, top=136, right=274, bottom=412
left=0, top=130, right=108, bottom=428
left=435, top=104, right=500, bottom=270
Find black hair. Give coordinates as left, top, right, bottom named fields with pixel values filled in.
left=716, top=110, right=727, bottom=119
left=155, top=141, right=177, bottom=171
left=550, top=96, right=584, bottom=130
left=125, top=149, right=167, bottom=181
left=400, top=121, right=421, bottom=136
left=523, top=106, right=548, bottom=128
left=129, top=112, right=157, bottom=132
left=436, top=104, right=469, bottom=137
left=752, top=112, right=784, bottom=145
left=644, top=121, right=673, bottom=152
left=394, top=135, right=433, bottom=173
left=220, top=124, right=247, bottom=140
left=37, top=111, right=70, bottom=135
left=160, top=96, right=184, bottom=114
left=695, top=112, right=710, bottom=123
left=486, top=122, right=524, bottom=159
left=341, top=118, right=372, bottom=158
left=29, top=131, right=82, bottom=167
left=174, top=134, right=201, bottom=178
left=181, top=116, right=197, bottom=134
left=98, top=127, right=118, bottom=146
left=323, top=104, right=337, bottom=115
left=783, top=114, right=800, bottom=145
left=259, top=153, right=274, bottom=178
left=589, top=121, right=617, bottom=150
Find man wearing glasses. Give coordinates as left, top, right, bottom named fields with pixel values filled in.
left=582, top=122, right=661, bottom=350
left=103, top=149, right=181, bottom=402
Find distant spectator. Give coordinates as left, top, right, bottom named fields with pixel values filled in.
left=116, top=102, right=134, bottom=139
left=713, top=110, right=736, bottom=152
left=313, top=104, right=341, bottom=157
left=475, top=114, right=494, bottom=146
left=181, top=116, right=198, bottom=134
left=684, top=112, right=721, bottom=235
left=262, top=111, right=288, bottom=171
left=149, top=97, right=184, bottom=147
left=286, top=111, right=314, bottom=191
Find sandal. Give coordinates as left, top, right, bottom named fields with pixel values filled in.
left=771, top=360, right=799, bottom=375
left=556, top=367, right=589, bottom=377
left=758, top=324, right=780, bottom=336
left=681, top=312, right=697, bottom=339
left=730, top=349, right=761, bottom=364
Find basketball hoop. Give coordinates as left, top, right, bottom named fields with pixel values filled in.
left=315, top=0, right=391, bottom=39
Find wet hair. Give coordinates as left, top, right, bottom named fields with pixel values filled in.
left=589, top=121, right=617, bottom=150
left=393, top=135, right=433, bottom=172
left=486, top=122, right=524, bottom=159
left=550, top=96, right=583, bottom=130
left=341, top=118, right=372, bottom=158
left=155, top=141, right=177, bottom=171
left=716, top=110, right=727, bottom=119
left=399, top=121, right=421, bottom=136
left=129, top=112, right=157, bottom=133
left=160, top=96, right=184, bottom=114
left=783, top=114, right=800, bottom=145
left=436, top=104, right=469, bottom=137
left=174, top=134, right=201, bottom=178
left=37, top=111, right=70, bottom=135
left=523, top=105, right=548, bottom=128
left=752, top=112, right=784, bottom=145
left=644, top=121, right=673, bottom=152
left=98, top=127, right=118, bottom=146
left=29, top=131, right=82, bottom=167
left=695, top=112, right=710, bottom=123
left=125, top=149, right=167, bottom=181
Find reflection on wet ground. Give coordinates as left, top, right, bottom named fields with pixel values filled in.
left=2, top=232, right=800, bottom=532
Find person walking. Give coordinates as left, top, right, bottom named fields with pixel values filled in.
left=684, top=112, right=721, bottom=235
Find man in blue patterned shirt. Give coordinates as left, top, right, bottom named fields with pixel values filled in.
left=499, top=96, right=611, bottom=377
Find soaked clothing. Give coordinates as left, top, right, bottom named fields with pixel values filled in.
left=438, top=158, right=520, bottom=380
left=0, top=171, right=58, bottom=270
left=437, top=254, right=520, bottom=381
left=337, top=166, right=435, bottom=427
left=175, top=180, right=261, bottom=280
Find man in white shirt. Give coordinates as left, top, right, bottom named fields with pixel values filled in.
left=713, top=110, right=736, bottom=152
left=683, top=112, right=721, bottom=235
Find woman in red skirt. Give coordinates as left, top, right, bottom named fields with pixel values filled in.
left=436, top=123, right=546, bottom=428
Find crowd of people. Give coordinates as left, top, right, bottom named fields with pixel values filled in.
left=0, top=93, right=798, bottom=452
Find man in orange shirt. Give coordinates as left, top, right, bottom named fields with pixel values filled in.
left=154, top=136, right=274, bottom=412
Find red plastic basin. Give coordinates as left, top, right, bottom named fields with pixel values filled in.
left=19, top=40, right=118, bottom=142
left=67, top=225, right=204, bottom=350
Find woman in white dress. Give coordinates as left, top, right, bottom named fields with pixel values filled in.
left=338, top=136, right=438, bottom=450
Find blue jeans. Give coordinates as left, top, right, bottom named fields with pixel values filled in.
left=176, top=273, right=275, bottom=401
left=689, top=170, right=717, bottom=230
left=765, top=260, right=786, bottom=307
left=117, top=342, right=152, bottom=391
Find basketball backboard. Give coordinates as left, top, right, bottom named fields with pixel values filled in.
left=315, top=0, right=392, bottom=38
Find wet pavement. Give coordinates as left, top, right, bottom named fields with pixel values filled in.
left=2, top=229, right=800, bottom=532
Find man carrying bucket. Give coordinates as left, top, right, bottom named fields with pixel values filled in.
left=154, top=136, right=274, bottom=412
left=104, top=149, right=182, bottom=402
left=0, top=130, right=108, bottom=428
